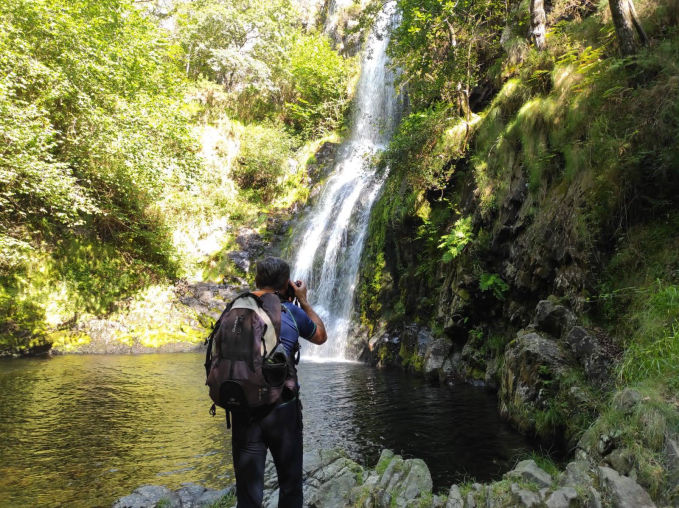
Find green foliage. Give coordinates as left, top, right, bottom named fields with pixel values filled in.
left=389, top=0, right=507, bottom=109
left=620, top=283, right=679, bottom=389
left=232, top=124, right=294, bottom=199
left=438, top=217, right=474, bottom=263
left=479, top=273, right=509, bottom=300
left=379, top=105, right=455, bottom=191
left=174, top=0, right=356, bottom=135
left=175, top=0, right=296, bottom=91
left=284, top=32, right=356, bottom=136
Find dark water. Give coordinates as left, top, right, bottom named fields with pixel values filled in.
left=0, top=354, right=534, bottom=507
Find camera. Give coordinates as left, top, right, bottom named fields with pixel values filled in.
left=282, top=280, right=302, bottom=303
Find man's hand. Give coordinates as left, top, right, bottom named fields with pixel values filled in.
left=290, top=279, right=308, bottom=305
left=289, top=279, right=327, bottom=345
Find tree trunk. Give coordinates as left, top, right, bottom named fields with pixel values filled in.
left=530, top=0, right=547, bottom=50
left=609, top=0, right=647, bottom=56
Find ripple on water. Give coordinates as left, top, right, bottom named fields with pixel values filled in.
left=0, top=354, right=536, bottom=507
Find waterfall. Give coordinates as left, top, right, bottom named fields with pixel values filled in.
left=290, top=2, right=401, bottom=360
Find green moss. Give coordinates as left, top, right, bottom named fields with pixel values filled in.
left=375, top=455, right=393, bottom=476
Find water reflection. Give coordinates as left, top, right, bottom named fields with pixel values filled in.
left=0, top=354, right=534, bottom=507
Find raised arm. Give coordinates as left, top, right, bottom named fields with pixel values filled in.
left=291, top=280, right=327, bottom=345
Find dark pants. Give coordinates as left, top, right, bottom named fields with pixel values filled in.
left=231, top=399, right=303, bottom=508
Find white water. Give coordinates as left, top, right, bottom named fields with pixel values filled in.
left=291, top=3, right=401, bottom=360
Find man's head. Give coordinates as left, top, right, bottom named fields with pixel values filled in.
left=255, top=257, right=290, bottom=291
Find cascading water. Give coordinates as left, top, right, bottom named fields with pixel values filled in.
left=290, top=2, right=401, bottom=360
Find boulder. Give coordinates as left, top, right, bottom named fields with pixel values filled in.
left=604, top=448, right=634, bottom=476
left=558, top=460, right=594, bottom=489
left=614, top=388, right=642, bottom=414
left=545, top=487, right=579, bottom=508
left=423, top=338, right=449, bottom=380
left=445, top=485, right=464, bottom=508
left=510, top=483, right=542, bottom=507
left=597, top=466, right=656, bottom=508
left=374, top=452, right=433, bottom=507
left=505, top=459, right=553, bottom=488
left=534, top=300, right=576, bottom=338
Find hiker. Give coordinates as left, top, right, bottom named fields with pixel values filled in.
left=231, top=257, right=326, bottom=507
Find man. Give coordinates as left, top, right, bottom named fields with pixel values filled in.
left=231, top=256, right=327, bottom=508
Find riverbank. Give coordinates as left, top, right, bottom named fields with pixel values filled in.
left=113, top=446, right=660, bottom=507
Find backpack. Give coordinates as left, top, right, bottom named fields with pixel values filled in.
left=204, top=291, right=298, bottom=428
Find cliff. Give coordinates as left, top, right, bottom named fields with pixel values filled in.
left=351, top=0, right=679, bottom=504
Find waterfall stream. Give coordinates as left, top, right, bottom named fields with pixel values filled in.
left=291, top=3, right=401, bottom=360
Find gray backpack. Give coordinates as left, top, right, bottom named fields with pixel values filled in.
left=204, top=292, right=297, bottom=427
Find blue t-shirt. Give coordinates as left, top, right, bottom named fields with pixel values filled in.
left=280, top=302, right=317, bottom=356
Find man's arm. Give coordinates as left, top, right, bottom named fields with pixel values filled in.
left=291, top=280, right=327, bottom=345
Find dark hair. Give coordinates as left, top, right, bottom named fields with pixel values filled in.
left=255, top=257, right=290, bottom=291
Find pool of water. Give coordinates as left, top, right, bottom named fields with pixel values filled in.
left=0, top=354, right=535, bottom=507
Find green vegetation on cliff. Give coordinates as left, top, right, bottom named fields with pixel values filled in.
left=357, top=0, right=679, bottom=502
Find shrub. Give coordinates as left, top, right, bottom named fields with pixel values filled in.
left=232, top=124, right=294, bottom=200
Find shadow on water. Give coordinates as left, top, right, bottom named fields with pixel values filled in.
left=298, top=361, right=537, bottom=489
left=1, top=354, right=538, bottom=506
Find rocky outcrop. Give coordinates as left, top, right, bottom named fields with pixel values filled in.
left=113, top=446, right=660, bottom=508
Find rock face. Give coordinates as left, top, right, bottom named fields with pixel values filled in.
left=563, top=326, right=611, bottom=384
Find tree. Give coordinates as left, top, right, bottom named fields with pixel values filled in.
left=530, top=0, right=547, bottom=50
left=388, top=0, right=506, bottom=112
left=609, top=0, right=648, bottom=56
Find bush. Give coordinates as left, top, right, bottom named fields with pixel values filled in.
left=232, top=124, right=294, bottom=200
left=284, top=32, right=356, bottom=136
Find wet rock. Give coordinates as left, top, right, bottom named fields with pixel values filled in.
left=416, top=327, right=433, bottom=357
left=423, top=338, right=449, bottom=380
left=484, top=356, right=501, bottom=390
left=545, top=487, right=579, bottom=508
left=113, top=485, right=181, bottom=508
left=510, top=483, right=542, bottom=507
left=445, top=485, right=464, bottom=508
left=227, top=250, right=250, bottom=273
left=534, top=300, right=576, bottom=338
left=505, top=459, right=553, bottom=488
left=597, top=466, right=656, bottom=508
left=235, top=228, right=264, bottom=256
